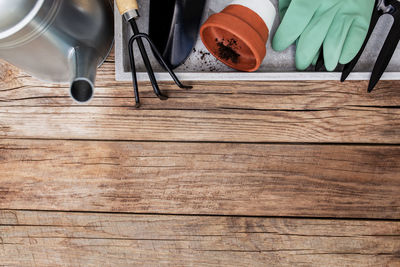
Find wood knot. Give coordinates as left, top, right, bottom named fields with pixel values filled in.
left=0, top=60, right=19, bottom=83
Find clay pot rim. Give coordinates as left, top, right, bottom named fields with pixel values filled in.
left=200, top=11, right=267, bottom=72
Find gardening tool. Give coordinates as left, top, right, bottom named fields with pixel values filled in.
left=0, top=0, right=114, bottom=103
left=116, top=0, right=191, bottom=108
left=149, top=0, right=206, bottom=69
left=341, top=0, right=400, bottom=92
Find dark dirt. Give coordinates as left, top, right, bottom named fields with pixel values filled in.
left=216, top=38, right=240, bottom=64
left=193, top=48, right=215, bottom=71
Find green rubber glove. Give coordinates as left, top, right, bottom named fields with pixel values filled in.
left=278, top=0, right=321, bottom=67
left=278, top=0, right=291, bottom=18
left=272, top=0, right=375, bottom=71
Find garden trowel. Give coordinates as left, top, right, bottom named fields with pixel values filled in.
left=149, top=0, right=206, bottom=69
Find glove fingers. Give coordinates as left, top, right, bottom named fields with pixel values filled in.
left=278, top=0, right=292, bottom=18
left=323, top=17, right=353, bottom=71
left=339, top=22, right=369, bottom=65
left=312, top=48, right=321, bottom=66
left=295, top=4, right=340, bottom=70
left=272, top=0, right=318, bottom=52
left=338, top=0, right=374, bottom=64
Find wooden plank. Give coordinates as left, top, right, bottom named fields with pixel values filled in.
left=1, top=139, right=399, bottom=218
left=0, top=210, right=399, bottom=266
left=1, top=58, right=400, bottom=143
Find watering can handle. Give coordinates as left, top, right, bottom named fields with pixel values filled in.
left=116, top=0, right=139, bottom=16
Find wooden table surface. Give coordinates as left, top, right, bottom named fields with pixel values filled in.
left=0, top=51, right=400, bottom=266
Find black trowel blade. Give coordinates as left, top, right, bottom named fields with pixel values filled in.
left=149, top=0, right=206, bottom=69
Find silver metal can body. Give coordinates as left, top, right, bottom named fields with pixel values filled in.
left=0, top=0, right=114, bottom=102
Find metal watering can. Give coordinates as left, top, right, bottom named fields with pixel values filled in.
left=0, top=0, right=114, bottom=102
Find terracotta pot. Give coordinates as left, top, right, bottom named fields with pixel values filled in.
left=200, top=0, right=276, bottom=72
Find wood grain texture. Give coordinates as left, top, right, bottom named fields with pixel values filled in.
left=1, top=9, right=400, bottom=266
left=0, top=139, right=399, bottom=218
left=0, top=210, right=399, bottom=267
left=1, top=55, right=400, bottom=143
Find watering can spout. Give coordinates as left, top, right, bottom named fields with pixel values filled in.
left=69, top=47, right=99, bottom=103
left=0, top=0, right=113, bottom=103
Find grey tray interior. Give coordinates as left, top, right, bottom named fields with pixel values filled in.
left=115, top=0, right=400, bottom=81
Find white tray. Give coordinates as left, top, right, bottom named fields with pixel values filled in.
left=115, top=0, right=400, bottom=81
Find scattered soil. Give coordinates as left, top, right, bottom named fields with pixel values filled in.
left=193, top=39, right=241, bottom=71
left=200, top=51, right=210, bottom=60
left=216, top=38, right=240, bottom=64
left=194, top=48, right=211, bottom=60
left=193, top=48, right=215, bottom=71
